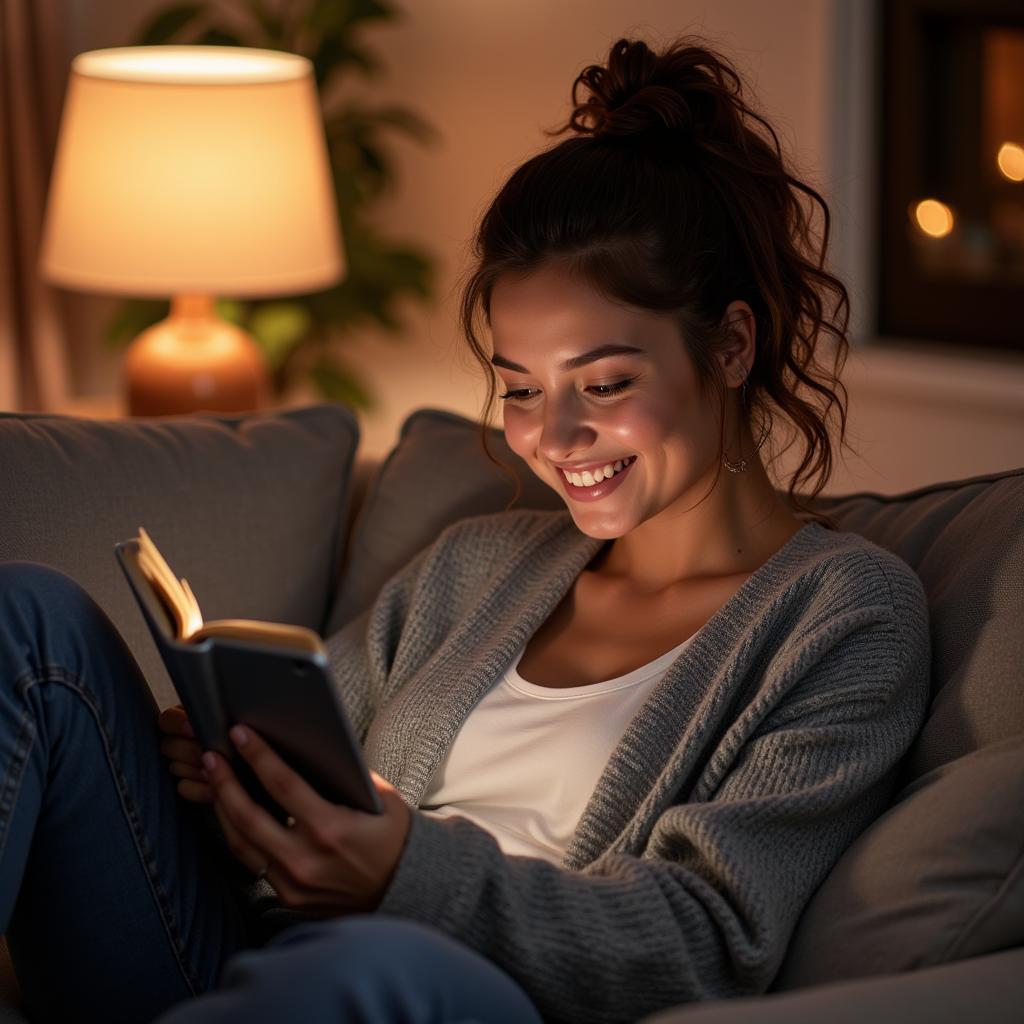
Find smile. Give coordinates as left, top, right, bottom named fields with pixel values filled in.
left=559, top=456, right=636, bottom=487
left=558, top=456, right=637, bottom=502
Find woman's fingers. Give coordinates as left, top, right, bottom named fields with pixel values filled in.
left=159, top=732, right=206, bottom=798
left=158, top=704, right=195, bottom=738
left=224, top=725, right=332, bottom=828
left=212, top=797, right=267, bottom=876
left=168, top=760, right=206, bottom=782
left=176, top=779, right=214, bottom=804
left=159, top=735, right=203, bottom=768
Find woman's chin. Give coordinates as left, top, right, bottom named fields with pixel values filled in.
left=564, top=507, right=634, bottom=540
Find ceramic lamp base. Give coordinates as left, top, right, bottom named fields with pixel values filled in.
left=123, top=295, right=270, bottom=417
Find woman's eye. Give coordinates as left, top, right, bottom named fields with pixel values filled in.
left=498, top=387, right=539, bottom=403
left=499, top=378, right=635, bottom=402
left=588, top=379, right=634, bottom=397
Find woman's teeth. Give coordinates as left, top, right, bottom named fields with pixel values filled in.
left=561, top=456, right=635, bottom=487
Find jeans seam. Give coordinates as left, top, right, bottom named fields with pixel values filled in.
left=0, top=698, right=34, bottom=875
left=13, top=666, right=201, bottom=996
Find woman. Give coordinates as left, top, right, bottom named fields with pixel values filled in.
left=0, top=34, right=930, bottom=1024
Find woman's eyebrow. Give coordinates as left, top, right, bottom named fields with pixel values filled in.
left=490, top=344, right=645, bottom=373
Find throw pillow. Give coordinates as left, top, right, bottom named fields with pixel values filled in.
left=774, top=733, right=1024, bottom=988
left=0, top=403, right=358, bottom=708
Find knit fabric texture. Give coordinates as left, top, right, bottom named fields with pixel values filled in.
left=259, top=509, right=931, bottom=1024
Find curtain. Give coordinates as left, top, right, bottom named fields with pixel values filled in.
left=0, top=0, right=71, bottom=411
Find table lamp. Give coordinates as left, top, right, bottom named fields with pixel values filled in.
left=39, top=46, right=344, bottom=416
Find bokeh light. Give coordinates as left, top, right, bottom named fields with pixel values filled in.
left=996, top=142, right=1024, bottom=182
left=912, top=198, right=955, bottom=238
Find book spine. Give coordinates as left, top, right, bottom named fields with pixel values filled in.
left=158, top=642, right=230, bottom=759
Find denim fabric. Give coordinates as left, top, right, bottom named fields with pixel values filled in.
left=0, top=563, right=542, bottom=1024
left=155, top=916, right=543, bottom=1024
left=0, top=562, right=259, bottom=1022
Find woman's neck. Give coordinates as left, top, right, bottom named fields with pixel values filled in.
left=593, top=458, right=805, bottom=594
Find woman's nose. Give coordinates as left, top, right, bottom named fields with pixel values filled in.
left=537, top=395, right=595, bottom=462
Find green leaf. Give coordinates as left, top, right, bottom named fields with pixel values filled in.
left=136, top=3, right=206, bottom=45
left=307, top=355, right=374, bottom=409
left=214, top=298, right=248, bottom=324
left=312, top=36, right=379, bottom=88
left=103, top=299, right=168, bottom=350
left=247, top=301, right=313, bottom=370
left=354, top=141, right=390, bottom=195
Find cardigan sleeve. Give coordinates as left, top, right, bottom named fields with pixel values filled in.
left=375, top=607, right=931, bottom=1024
left=322, top=543, right=432, bottom=744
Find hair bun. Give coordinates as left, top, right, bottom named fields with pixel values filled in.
left=566, top=38, right=726, bottom=151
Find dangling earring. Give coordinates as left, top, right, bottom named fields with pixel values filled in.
left=723, top=377, right=769, bottom=474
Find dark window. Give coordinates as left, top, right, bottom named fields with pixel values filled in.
left=878, top=0, right=1024, bottom=352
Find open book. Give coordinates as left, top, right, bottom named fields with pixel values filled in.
left=135, top=526, right=325, bottom=655
left=116, top=529, right=382, bottom=816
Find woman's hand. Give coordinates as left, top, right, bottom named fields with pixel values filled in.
left=158, top=703, right=213, bottom=804
left=202, top=725, right=412, bottom=916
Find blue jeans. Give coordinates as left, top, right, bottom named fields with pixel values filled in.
left=0, top=563, right=542, bottom=1024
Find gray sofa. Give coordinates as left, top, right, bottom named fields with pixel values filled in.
left=0, top=402, right=1021, bottom=1023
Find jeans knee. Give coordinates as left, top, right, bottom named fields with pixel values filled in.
left=0, top=561, right=114, bottom=689
left=266, top=915, right=456, bottom=978
left=232, top=916, right=541, bottom=1023
left=0, top=561, right=90, bottom=609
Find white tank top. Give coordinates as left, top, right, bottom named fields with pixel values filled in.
left=419, top=633, right=697, bottom=864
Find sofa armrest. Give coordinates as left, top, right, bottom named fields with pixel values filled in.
left=638, top=948, right=1024, bottom=1024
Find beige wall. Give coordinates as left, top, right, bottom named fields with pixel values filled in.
left=59, top=0, right=1024, bottom=493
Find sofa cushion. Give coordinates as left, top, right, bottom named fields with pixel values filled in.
left=644, top=947, right=1024, bottom=1023
left=0, top=403, right=358, bottom=709
left=774, top=733, right=1024, bottom=989
left=813, top=468, right=1024, bottom=781
left=325, top=408, right=563, bottom=632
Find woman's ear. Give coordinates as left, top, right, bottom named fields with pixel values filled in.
left=717, top=300, right=756, bottom=384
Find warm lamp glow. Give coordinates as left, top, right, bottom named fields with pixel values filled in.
left=72, top=45, right=307, bottom=84
left=40, top=46, right=343, bottom=296
left=996, top=141, right=1024, bottom=182
left=912, top=198, right=955, bottom=238
left=39, top=45, right=345, bottom=417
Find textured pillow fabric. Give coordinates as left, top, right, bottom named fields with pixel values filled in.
left=643, top=947, right=1024, bottom=1023
left=0, top=403, right=358, bottom=709
left=814, top=468, right=1024, bottom=781
left=774, top=734, right=1024, bottom=989
left=325, top=408, right=563, bottom=633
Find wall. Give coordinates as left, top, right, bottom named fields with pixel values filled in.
left=58, top=0, right=1024, bottom=493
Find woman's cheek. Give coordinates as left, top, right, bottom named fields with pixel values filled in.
left=501, top=406, right=538, bottom=463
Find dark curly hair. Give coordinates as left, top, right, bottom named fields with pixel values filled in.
left=459, top=35, right=853, bottom=527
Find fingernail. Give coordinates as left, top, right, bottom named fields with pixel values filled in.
left=202, top=752, right=216, bottom=772
left=230, top=725, right=248, bottom=747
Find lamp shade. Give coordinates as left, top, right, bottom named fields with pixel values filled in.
left=40, top=46, right=344, bottom=297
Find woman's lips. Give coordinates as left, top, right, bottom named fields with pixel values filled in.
left=559, top=458, right=635, bottom=503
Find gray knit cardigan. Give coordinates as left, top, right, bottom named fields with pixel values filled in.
left=265, top=509, right=931, bottom=1024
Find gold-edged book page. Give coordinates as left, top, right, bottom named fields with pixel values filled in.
left=136, top=527, right=203, bottom=639
left=191, top=619, right=325, bottom=655
left=134, top=527, right=324, bottom=655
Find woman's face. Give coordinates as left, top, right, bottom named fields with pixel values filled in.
left=489, top=262, right=729, bottom=540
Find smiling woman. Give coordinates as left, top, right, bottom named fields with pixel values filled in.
left=0, top=32, right=932, bottom=1024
